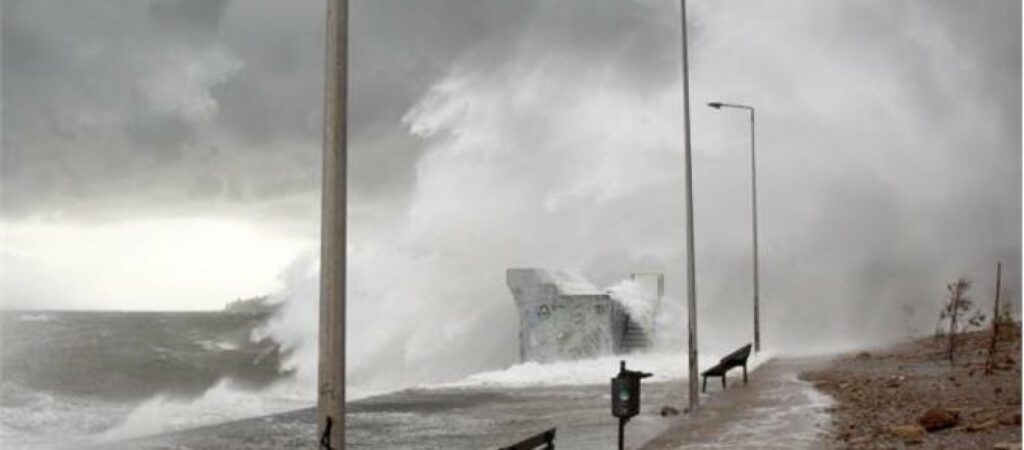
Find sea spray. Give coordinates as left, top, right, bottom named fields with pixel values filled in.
left=246, top=30, right=702, bottom=396
left=439, top=350, right=776, bottom=389
left=605, top=278, right=656, bottom=332
left=92, top=379, right=307, bottom=444
left=250, top=253, right=319, bottom=393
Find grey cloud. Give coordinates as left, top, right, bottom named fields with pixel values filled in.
left=1, top=0, right=536, bottom=220
left=2, top=0, right=1017, bottom=254
left=3, top=0, right=696, bottom=222
left=125, top=113, right=194, bottom=160
left=2, top=0, right=228, bottom=217
left=149, top=0, right=229, bottom=36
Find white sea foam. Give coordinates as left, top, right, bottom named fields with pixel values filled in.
left=16, top=314, right=54, bottom=323
left=195, top=339, right=239, bottom=352
left=92, top=377, right=313, bottom=444
left=438, top=350, right=775, bottom=389
left=605, top=278, right=658, bottom=332
left=0, top=383, right=130, bottom=449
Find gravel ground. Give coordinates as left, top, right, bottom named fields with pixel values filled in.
left=802, top=324, right=1022, bottom=449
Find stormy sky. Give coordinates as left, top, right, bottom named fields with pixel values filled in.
left=1, top=0, right=1021, bottom=383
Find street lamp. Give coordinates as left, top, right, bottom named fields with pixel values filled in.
left=679, top=0, right=699, bottom=412
left=319, top=0, right=348, bottom=448
left=707, top=101, right=761, bottom=353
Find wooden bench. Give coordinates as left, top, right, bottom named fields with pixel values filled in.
left=701, top=344, right=752, bottom=392
left=500, top=428, right=556, bottom=450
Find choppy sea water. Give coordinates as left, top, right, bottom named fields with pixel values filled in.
left=0, top=310, right=298, bottom=448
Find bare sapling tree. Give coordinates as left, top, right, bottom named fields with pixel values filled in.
left=996, top=291, right=1014, bottom=324
left=938, top=278, right=985, bottom=364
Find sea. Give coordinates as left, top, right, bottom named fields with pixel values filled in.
left=0, top=309, right=303, bottom=448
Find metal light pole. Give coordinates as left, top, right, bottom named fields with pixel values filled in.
left=318, top=0, right=347, bottom=448
left=679, top=0, right=700, bottom=412
left=707, top=101, right=760, bottom=352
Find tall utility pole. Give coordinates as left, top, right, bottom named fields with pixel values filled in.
left=707, top=101, right=760, bottom=352
left=318, top=0, right=347, bottom=448
left=679, top=0, right=700, bottom=412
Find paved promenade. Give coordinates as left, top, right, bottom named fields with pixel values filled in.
left=642, top=358, right=834, bottom=450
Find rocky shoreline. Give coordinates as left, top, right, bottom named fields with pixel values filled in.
left=802, top=325, right=1022, bottom=449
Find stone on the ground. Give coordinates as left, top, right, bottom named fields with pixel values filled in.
left=659, top=405, right=679, bottom=417
left=889, top=424, right=927, bottom=444
left=918, top=408, right=959, bottom=431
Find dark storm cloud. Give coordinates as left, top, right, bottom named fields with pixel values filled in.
left=1, top=0, right=691, bottom=221
left=0, top=0, right=1019, bottom=266
left=1, top=0, right=234, bottom=217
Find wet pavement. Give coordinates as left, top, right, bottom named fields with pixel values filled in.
left=642, top=357, right=835, bottom=449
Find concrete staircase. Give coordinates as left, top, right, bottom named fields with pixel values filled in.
left=620, top=317, right=651, bottom=353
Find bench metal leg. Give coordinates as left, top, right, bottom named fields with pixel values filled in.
left=743, top=365, right=748, bottom=385
left=702, top=376, right=707, bottom=393
left=722, top=375, right=726, bottom=389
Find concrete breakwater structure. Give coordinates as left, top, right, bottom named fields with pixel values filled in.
left=506, top=268, right=661, bottom=363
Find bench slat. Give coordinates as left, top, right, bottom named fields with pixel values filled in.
left=702, top=344, right=752, bottom=377
left=700, top=344, right=752, bottom=393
